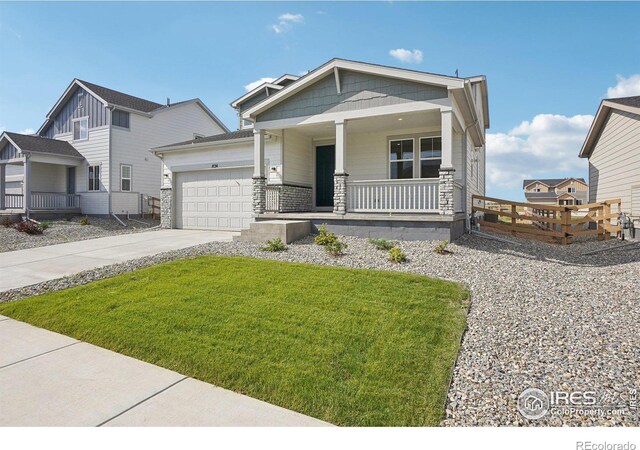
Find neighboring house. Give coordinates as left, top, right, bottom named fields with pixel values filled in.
left=152, top=58, right=489, bottom=240
left=0, top=79, right=228, bottom=217
left=579, top=95, right=640, bottom=221
left=523, top=177, right=588, bottom=207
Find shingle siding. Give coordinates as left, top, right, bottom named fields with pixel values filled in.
left=256, top=70, right=448, bottom=122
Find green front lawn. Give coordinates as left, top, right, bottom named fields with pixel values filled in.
left=0, top=256, right=468, bottom=426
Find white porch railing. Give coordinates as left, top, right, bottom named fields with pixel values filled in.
left=346, top=179, right=439, bottom=213
left=266, top=186, right=280, bottom=212
left=4, top=194, right=24, bottom=209
left=31, top=192, right=80, bottom=210
left=453, top=181, right=464, bottom=213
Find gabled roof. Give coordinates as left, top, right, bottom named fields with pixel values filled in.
left=523, top=178, right=586, bottom=189
left=579, top=95, right=640, bottom=158
left=1, top=132, right=83, bottom=159
left=524, top=191, right=559, bottom=200
left=77, top=80, right=163, bottom=113
left=152, top=129, right=254, bottom=153
left=230, top=74, right=300, bottom=109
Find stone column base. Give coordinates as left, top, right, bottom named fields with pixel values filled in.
left=333, top=173, right=348, bottom=215
left=438, top=167, right=455, bottom=215
left=160, top=186, right=173, bottom=228
left=252, top=176, right=267, bottom=215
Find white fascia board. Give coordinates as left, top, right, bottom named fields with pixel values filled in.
left=242, top=59, right=465, bottom=120
left=150, top=137, right=256, bottom=154
left=26, top=151, right=84, bottom=165
left=523, top=180, right=550, bottom=189
left=254, top=99, right=451, bottom=130
left=1, top=133, right=24, bottom=157
left=603, top=100, right=640, bottom=116
left=578, top=102, right=607, bottom=158
left=230, top=84, right=285, bottom=108
left=273, top=74, right=299, bottom=85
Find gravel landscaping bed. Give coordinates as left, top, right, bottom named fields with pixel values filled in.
left=1, top=231, right=638, bottom=426
left=0, top=216, right=160, bottom=252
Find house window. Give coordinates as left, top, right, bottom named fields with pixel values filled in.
left=533, top=188, right=541, bottom=192
left=419, top=137, right=442, bottom=178
left=576, top=199, right=583, bottom=205
left=73, top=117, right=88, bottom=141
left=88, top=165, right=100, bottom=191
left=112, top=110, right=130, bottom=129
left=567, top=187, right=576, bottom=193
left=121, top=165, right=132, bottom=192
left=389, top=139, right=414, bottom=179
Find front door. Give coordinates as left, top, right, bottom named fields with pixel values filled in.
left=66, top=167, right=76, bottom=208
left=315, top=145, right=335, bottom=208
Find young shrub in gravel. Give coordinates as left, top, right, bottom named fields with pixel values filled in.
left=261, top=237, right=287, bottom=252
left=79, top=215, right=90, bottom=226
left=14, top=220, right=43, bottom=235
left=325, top=239, right=347, bottom=257
left=314, top=223, right=337, bottom=246
left=434, top=240, right=452, bottom=255
left=388, top=246, right=407, bottom=263
left=39, top=221, right=51, bottom=231
left=369, top=238, right=396, bottom=251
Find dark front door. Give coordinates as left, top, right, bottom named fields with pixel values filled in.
left=315, top=145, right=335, bottom=208
left=66, top=167, right=76, bottom=194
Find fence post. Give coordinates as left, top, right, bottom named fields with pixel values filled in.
left=560, top=207, right=571, bottom=245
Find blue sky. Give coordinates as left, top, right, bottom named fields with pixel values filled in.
left=1, top=1, right=639, bottom=199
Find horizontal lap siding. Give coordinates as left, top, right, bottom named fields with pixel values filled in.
left=30, top=163, right=66, bottom=193
left=283, top=129, right=312, bottom=186
left=588, top=110, right=640, bottom=217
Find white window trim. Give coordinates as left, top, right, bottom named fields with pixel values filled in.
left=72, top=116, right=89, bottom=142
left=388, top=138, right=415, bottom=180
left=121, top=164, right=132, bottom=192
left=88, top=165, right=100, bottom=192
left=418, top=136, right=442, bottom=180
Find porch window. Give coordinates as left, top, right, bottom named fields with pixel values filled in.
left=121, top=164, right=132, bottom=192
left=73, top=117, right=88, bottom=141
left=88, top=165, right=100, bottom=191
left=419, top=137, right=442, bottom=178
left=389, top=139, right=414, bottom=179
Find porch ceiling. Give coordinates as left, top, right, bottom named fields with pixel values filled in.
left=281, top=109, right=441, bottom=139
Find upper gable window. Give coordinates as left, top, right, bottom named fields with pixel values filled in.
left=73, top=117, right=88, bottom=141
left=112, top=110, right=130, bottom=129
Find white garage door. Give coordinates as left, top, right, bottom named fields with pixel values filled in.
left=176, top=168, right=253, bottom=231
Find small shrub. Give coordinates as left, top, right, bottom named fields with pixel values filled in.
left=2, top=216, right=15, bottom=228
left=39, top=220, right=51, bottom=231
left=261, top=237, right=287, bottom=252
left=314, top=223, right=337, bottom=246
left=388, top=246, right=407, bottom=263
left=369, top=238, right=396, bottom=251
left=14, top=220, right=43, bottom=235
left=79, top=216, right=90, bottom=226
left=434, top=240, right=452, bottom=255
left=325, top=240, right=347, bottom=257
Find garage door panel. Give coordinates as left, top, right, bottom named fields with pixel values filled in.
left=176, top=168, right=252, bottom=231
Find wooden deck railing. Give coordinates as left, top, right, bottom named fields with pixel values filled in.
left=472, top=195, right=622, bottom=244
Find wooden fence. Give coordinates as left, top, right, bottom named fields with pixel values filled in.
left=472, top=195, right=622, bottom=244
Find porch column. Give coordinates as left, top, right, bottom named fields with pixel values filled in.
left=0, top=164, right=5, bottom=210
left=334, top=120, right=348, bottom=215
left=23, top=155, right=31, bottom=215
left=252, top=129, right=266, bottom=215
left=439, top=110, right=455, bottom=215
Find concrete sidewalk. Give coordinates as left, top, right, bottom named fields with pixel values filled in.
left=0, top=316, right=330, bottom=427
left=0, top=229, right=236, bottom=292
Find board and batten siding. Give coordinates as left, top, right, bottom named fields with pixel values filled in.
left=588, top=109, right=640, bottom=218
left=257, top=70, right=448, bottom=122
left=111, top=102, right=227, bottom=214
left=0, top=141, right=20, bottom=160
left=41, top=87, right=109, bottom=138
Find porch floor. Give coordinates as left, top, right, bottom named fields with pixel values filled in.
left=256, top=212, right=466, bottom=222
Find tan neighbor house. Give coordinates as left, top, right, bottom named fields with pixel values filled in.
left=579, top=95, right=640, bottom=222
left=523, top=177, right=588, bottom=208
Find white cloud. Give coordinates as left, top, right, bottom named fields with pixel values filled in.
left=244, top=77, right=276, bottom=92
left=606, top=74, right=640, bottom=98
left=271, top=13, right=304, bottom=34
left=389, top=48, right=423, bottom=64
left=486, top=114, right=593, bottom=193
left=19, top=128, right=34, bottom=135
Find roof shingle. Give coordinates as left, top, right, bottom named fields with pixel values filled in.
left=4, top=132, right=83, bottom=158
left=522, top=178, right=586, bottom=189
left=78, top=80, right=163, bottom=113
left=156, top=129, right=254, bottom=149
left=606, top=96, right=640, bottom=109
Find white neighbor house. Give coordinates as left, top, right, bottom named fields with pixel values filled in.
left=579, top=95, right=640, bottom=223
left=153, top=59, right=489, bottom=240
left=0, top=79, right=228, bottom=217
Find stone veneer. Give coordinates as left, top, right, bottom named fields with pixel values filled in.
left=438, top=167, right=455, bottom=215
left=333, top=173, right=348, bottom=215
left=252, top=176, right=267, bottom=215
left=269, top=184, right=313, bottom=212
left=160, top=186, right=172, bottom=229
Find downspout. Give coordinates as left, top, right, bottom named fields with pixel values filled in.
left=107, top=107, right=113, bottom=217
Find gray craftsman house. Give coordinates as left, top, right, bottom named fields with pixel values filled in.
left=152, top=59, right=490, bottom=240
left=0, top=79, right=227, bottom=217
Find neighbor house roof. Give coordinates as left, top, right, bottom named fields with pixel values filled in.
left=524, top=192, right=559, bottom=200
left=2, top=132, right=83, bottom=158
left=579, top=95, right=640, bottom=158
left=152, top=129, right=254, bottom=153
left=522, top=178, right=586, bottom=189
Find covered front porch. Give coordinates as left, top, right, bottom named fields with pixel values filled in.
left=252, top=107, right=467, bottom=218
left=0, top=132, right=83, bottom=216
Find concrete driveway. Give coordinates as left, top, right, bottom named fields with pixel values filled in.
left=0, top=229, right=236, bottom=292
left=0, top=316, right=330, bottom=426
